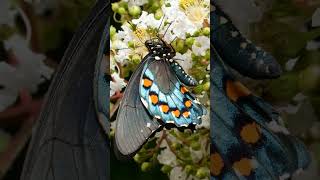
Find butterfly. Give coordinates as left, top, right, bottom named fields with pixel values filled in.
left=114, top=32, right=207, bottom=156
left=210, top=2, right=310, bottom=179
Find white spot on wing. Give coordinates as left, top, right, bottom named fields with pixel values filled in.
left=267, top=120, right=290, bottom=134
left=141, top=98, right=149, bottom=108
left=279, top=173, right=290, bottom=180
left=231, top=31, right=239, bottom=37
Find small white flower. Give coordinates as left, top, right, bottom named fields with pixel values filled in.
left=114, top=49, right=131, bottom=64
left=0, top=35, right=52, bottom=111
left=110, top=72, right=127, bottom=97
left=169, top=167, right=187, bottom=180
left=123, top=0, right=148, bottom=6
left=192, top=36, right=210, bottom=56
left=196, top=110, right=210, bottom=129
left=132, top=11, right=162, bottom=29
left=285, top=57, right=299, bottom=71
left=190, top=148, right=203, bottom=162
left=111, top=39, right=128, bottom=50
left=174, top=50, right=193, bottom=72
left=157, top=142, right=177, bottom=166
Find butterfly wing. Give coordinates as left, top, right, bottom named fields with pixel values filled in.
left=169, top=60, right=198, bottom=86
left=212, top=2, right=282, bottom=79
left=139, top=58, right=206, bottom=127
left=115, top=54, right=161, bottom=156
left=211, top=48, right=310, bottom=179
left=21, top=1, right=110, bottom=179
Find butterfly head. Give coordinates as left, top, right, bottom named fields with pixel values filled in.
left=145, top=38, right=175, bottom=59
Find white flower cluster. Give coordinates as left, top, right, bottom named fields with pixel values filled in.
left=156, top=130, right=210, bottom=180
left=110, top=0, right=210, bottom=97
left=0, top=3, right=54, bottom=111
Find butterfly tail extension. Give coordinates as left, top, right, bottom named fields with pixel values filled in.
left=211, top=1, right=282, bottom=79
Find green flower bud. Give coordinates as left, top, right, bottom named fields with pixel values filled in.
left=186, top=37, right=195, bottom=47
left=185, top=165, right=193, bottom=174
left=161, top=165, right=172, bottom=174
left=191, top=134, right=200, bottom=141
left=129, top=6, right=141, bottom=17
left=151, top=2, right=160, bottom=11
left=119, top=1, right=128, bottom=9
left=128, top=41, right=135, bottom=48
left=196, top=167, right=209, bottom=179
left=194, top=85, right=204, bottom=94
left=204, top=50, right=210, bottom=59
left=191, top=53, right=199, bottom=61
left=132, top=54, right=141, bottom=63
left=267, top=73, right=299, bottom=101
left=155, top=9, right=163, bottom=20
left=110, top=26, right=116, bottom=38
left=111, top=3, right=119, bottom=12
left=141, top=162, right=152, bottom=172
left=193, top=30, right=201, bottom=36
left=180, top=147, right=191, bottom=157
left=109, top=130, right=115, bottom=138
left=118, top=7, right=126, bottom=15
left=191, top=142, right=201, bottom=151
left=134, top=154, right=142, bottom=163
left=298, top=65, right=320, bottom=94
left=176, top=39, right=185, bottom=53
left=203, top=27, right=210, bottom=36
left=172, top=142, right=182, bottom=150
left=203, top=82, right=210, bottom=91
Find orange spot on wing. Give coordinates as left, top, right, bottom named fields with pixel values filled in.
left=233, top=158, right=253, bottom=176
left=143, top=78, right=153, bottom=88
left=240, top=122, right=261, bottom=144
left=211, top=153, right=224, bottom=176
left=182, top=111, right=190, bottom=118
left=180, top=86, right=189, bottom=94
left=150, top=94, right=159, bottom=105
left=184, top=100, right=192, bottom=108
left=226, top=80, right=251, bottom=101
left=160, top=104, right=169, bottom=113
left=172, top=109, right=181, bottom=117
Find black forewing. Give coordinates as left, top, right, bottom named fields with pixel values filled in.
left=115, top=54, right=161, bottom=156
left=20, top=1, right=110, bottom=180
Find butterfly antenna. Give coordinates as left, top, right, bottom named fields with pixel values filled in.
left=162, top=21, right=173, bottom=39
left=114, top=44, right=144, bottom=51
left=170, top=36, right=177, bottom=44
left=173, top=58, right=185, bottom=61
left=157, top=15, right=166, bottom=34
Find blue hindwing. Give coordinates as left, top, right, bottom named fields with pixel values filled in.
left=139, top=57, right=206, bottom=127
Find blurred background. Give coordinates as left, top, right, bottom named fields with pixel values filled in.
left=0, top=0, right=319, bottom=180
